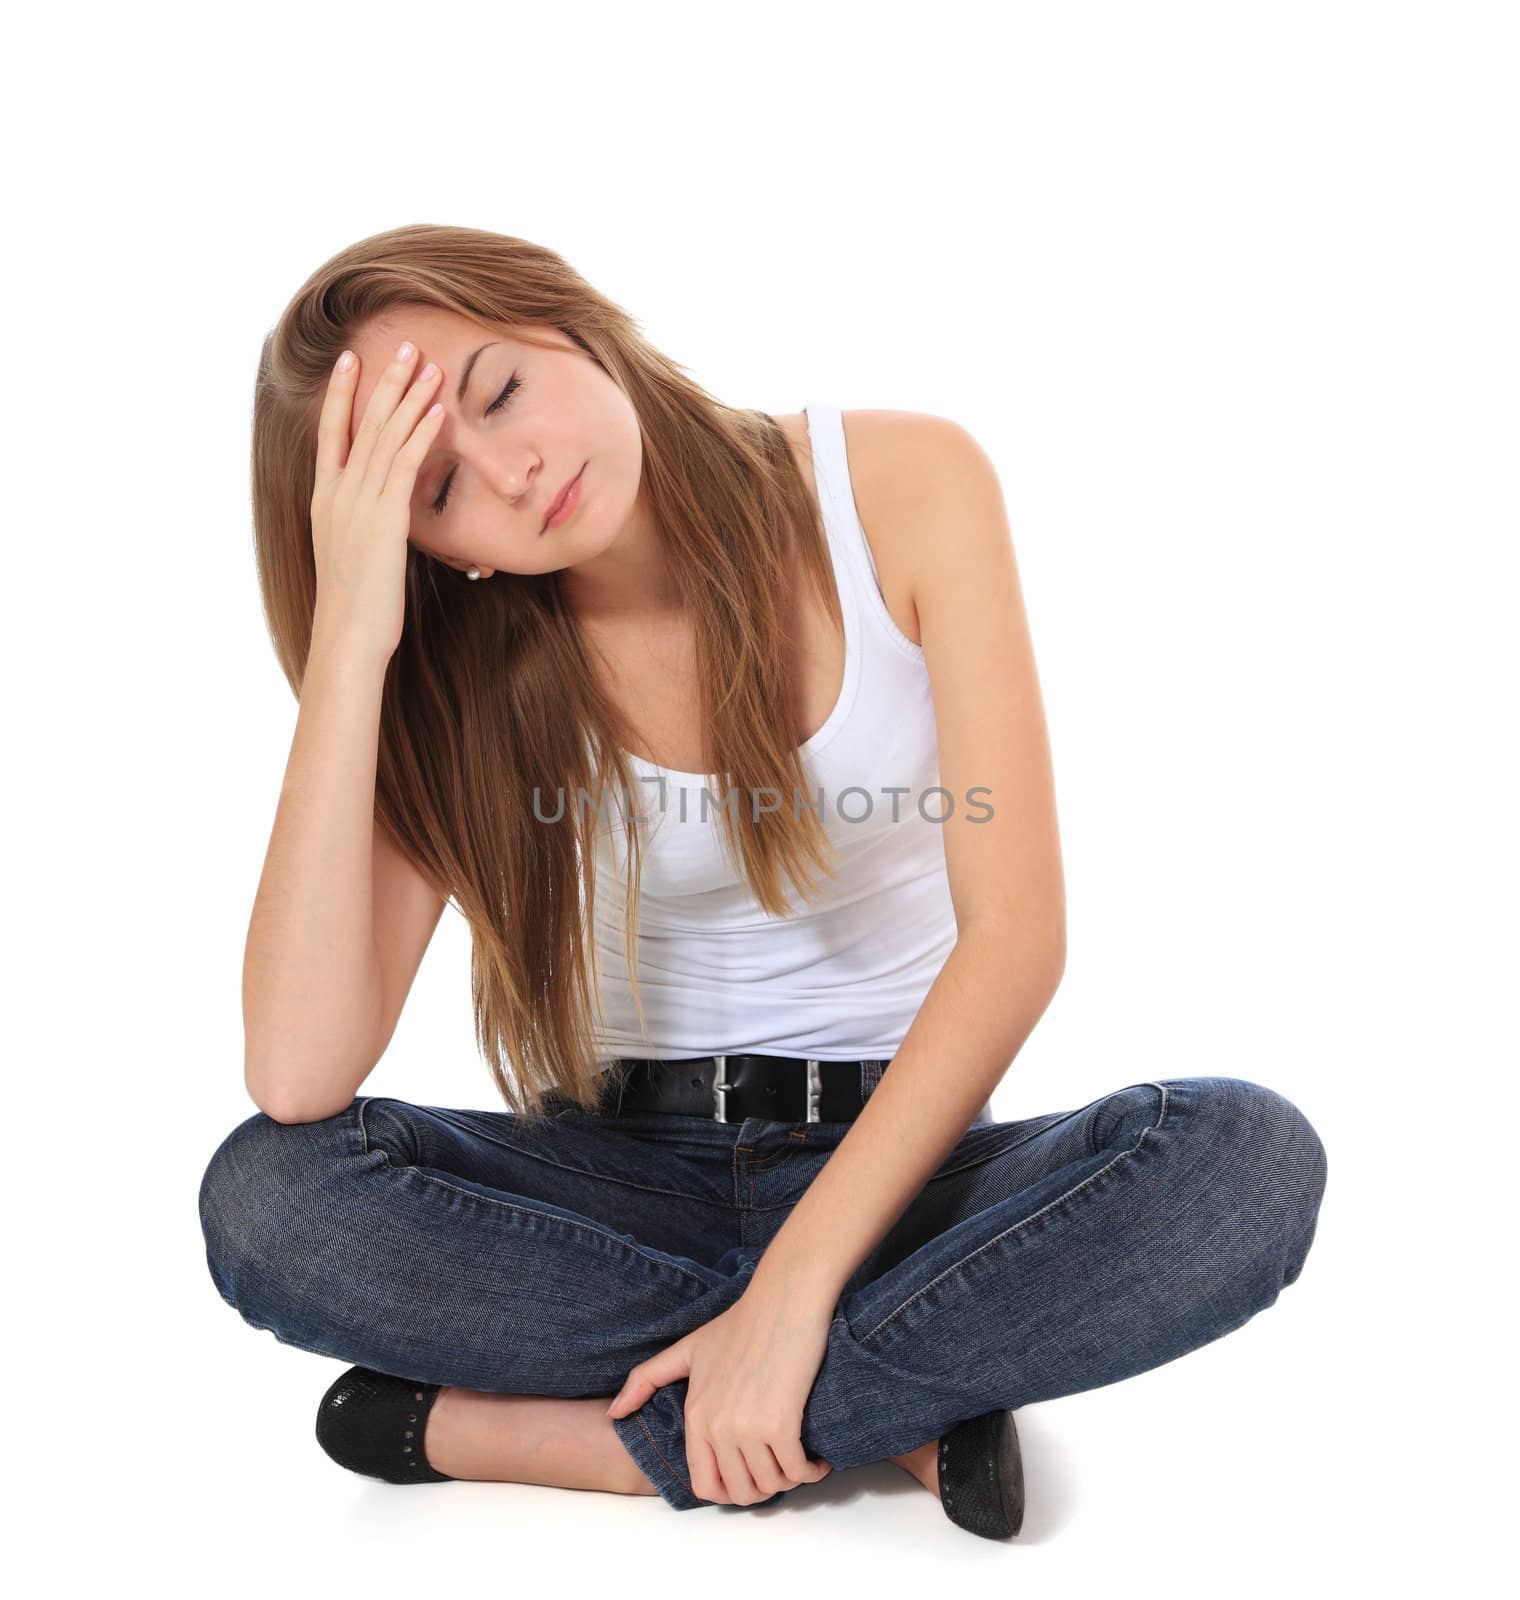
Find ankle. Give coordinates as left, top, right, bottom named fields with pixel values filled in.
left=425, top=1387, right=659, bottom=1496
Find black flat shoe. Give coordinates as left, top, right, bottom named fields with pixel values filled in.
left=315, top=1365, right=456, bottom=1484
left=937, top=1409, right=1025, bottom=1538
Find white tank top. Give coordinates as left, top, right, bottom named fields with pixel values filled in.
left=587, top=403, right=958, bottom=1064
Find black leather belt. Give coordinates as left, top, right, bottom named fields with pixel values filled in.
left=596, top=1054, right=887, bottom=1124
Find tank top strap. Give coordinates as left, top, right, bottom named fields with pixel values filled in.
left=802, top=403, right=926, bottom=665
left=802, top=402, right=868, bottom=597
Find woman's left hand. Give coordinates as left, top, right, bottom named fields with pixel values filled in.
left=605, top=1286, right=836, bottom=1505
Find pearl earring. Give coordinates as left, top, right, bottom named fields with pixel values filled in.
left=466, top=566, right=481, bottom=580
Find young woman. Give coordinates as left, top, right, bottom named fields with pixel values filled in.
left=197, top=223, right=1329, bottom=1540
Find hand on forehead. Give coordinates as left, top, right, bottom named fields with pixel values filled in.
left=343, top=306, right=482, bottom=453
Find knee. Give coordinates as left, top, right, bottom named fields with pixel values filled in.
left=196, top=1106, right=351, bottom=1309
left=1251, top=1081, right=1328, bottom=1283
left=1183, top=1076, right=1329, bottom=1276
left=1227, top=1077, right=1327, bottom=1215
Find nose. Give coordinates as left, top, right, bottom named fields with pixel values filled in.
left=454, top=434, right=535, bottom=507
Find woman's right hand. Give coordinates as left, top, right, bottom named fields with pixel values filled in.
left=309, top=340, right=445, bottom=665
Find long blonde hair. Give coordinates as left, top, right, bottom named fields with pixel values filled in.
left=251, top=224, right=844, bottom=1120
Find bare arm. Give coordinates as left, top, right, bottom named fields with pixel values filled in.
left=242, top=626, right=445, bottom=1123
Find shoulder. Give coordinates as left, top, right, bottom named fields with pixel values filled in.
left=772, top=407, right=983, bottom=500
left=836, top=409, right=988, bottom=505
left=773, top=408, right=1003, bottom=596
left=841, top=410, right=1006, bottom=595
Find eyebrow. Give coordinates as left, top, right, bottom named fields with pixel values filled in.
left=456, top=341, right=500, bottom=405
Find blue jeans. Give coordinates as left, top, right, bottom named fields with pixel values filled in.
left=196, top=1072, right=1327, bottom=1511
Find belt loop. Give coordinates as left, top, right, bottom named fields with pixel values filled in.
left=711, top=1055, right=730, bottom=1122
left=806, top=1059, right=822, bottom=1122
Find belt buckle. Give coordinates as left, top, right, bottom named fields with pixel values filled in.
left=711, top=1056, right=825, bottom=1121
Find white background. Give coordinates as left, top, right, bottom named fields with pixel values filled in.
left=6, top=0, right=1514, bottom=1592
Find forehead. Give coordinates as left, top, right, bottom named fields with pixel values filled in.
left=344, top=307, right=502, bottom=449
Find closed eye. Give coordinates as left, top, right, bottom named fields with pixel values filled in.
left=430, top=372, right=522, bottom=516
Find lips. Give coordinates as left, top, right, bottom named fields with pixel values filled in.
left=541, top=465, right=584, bottom=532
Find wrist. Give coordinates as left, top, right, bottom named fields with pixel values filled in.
left=746, top=1251, right=845, bottom=1313
left=306, top=618, right=394, bottom=682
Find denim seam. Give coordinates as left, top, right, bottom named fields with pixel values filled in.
left=387, top=1103, right=735, bottom=1211
left=739, top=1123, right=817, bottom=1201
left=857, top=1080, right=1172, bottom=1347
left=748, top=1141, right=806, bottom=1174
left=356, top=1099, right=715, bottom=1295
left=920, top=1109, right=1092, bottom=1182
left=636, top=1413, right=692, bottom=1500
left=744, top=1109, right=1095, bottom=1196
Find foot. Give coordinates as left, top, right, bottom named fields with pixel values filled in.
left=423, top=1386, right=660, bottom=1496
left=887, top=1438, right=942, bottom=1499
